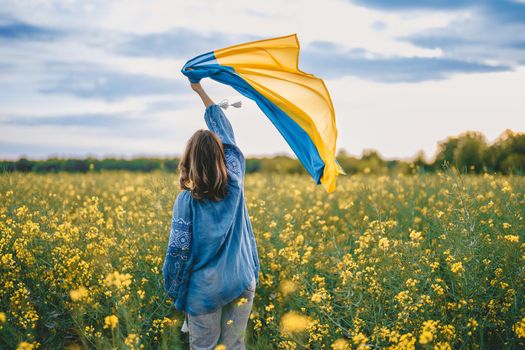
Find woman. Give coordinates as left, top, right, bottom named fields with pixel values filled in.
left=162, top=81, right=260, bottom=350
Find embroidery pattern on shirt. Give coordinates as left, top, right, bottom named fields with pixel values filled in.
left=167, top=217, right=192, bottom=295
left=208, top=110, right=220, bottom=134
left=170, top=218, right=192, bottom=250
left=225, top=147, right=241, bottom=176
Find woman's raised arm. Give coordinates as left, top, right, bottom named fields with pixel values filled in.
left=190, top=82, right=214, bottom=108
left=190, top=81, right=237, bottom=147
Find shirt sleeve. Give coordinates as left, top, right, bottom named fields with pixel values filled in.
left=204, top=104, right=246, bottom=178
left=162, top=191, right=193, bottom=311
left=204, top=104, right=237, bottom=147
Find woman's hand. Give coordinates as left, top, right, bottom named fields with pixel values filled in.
left=186, top=68, right=202, bottom=91
left=190, top=82, right=203, bottom=93
left=186, top=68, right=213, bottom=107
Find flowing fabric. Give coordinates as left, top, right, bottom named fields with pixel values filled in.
left=181, top=34, right=346, bottom=193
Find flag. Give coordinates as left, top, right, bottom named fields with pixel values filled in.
left=182, top=34, right=346, bottom=193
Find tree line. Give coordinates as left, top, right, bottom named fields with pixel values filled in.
left=1, top=129, right=523, bottom=175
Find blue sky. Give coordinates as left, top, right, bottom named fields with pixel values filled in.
left=0, top=0, right=524, bottom=160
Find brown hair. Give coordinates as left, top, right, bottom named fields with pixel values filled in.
left=178, top=129, right=228, bottom=201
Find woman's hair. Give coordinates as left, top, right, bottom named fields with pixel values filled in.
left=178, top=129, right=228, bottom=201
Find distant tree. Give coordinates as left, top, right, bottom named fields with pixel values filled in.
left=15, top=158, right=33, bottom=172
left=433, top=137, right=460, bottom=170
left=501, top=154, right=525, bottom=174
left=163, top=159, right=179, bottom=172
left=483, top=143, right=501, bottom=172
left=127, top=159, right=161, bottom=172
left=336, top=148, right=350, bottom=158
left=490, top=130, right=525, bottom=174
left=361, top=149, right=382, bottom=161
left=453, top=131, right=487, bottom=173
left=0, top=161, right=15, bottom=172
left=360, top=149, right=387, bottom=174
left=335, top=148, right=359, bottom=174
left=246, top=159, right=262, bottom=173
left=33, top=158, right=62, bottom=173
left=413, top=150, right=432, bottom=173
left=62, top=159, right=89, bottom=173
left=1, top=129, right=522, bottom=175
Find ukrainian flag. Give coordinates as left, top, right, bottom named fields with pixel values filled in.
left=182, top=34, right=346, bottom=193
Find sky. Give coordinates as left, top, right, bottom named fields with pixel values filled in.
left=0, top=0, right=524, bottom=161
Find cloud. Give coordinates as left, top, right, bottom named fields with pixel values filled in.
left=347, top=1, right=525, bottom=69
left=0, top=141, right=97, bottom=159
left=0, top=102, right=204, bottom=159
left=0, top=108, right=191, bottom=159
left=401, top=15, right=525, bottom=68
left=408, top=35, right=479, bottom=49
left=0, top=14, right=64, bottom=41
left=404, top=30, right=525, bottom=67
left=116, top=28, right=510, bottom=83
left=242, top=9, right=278, bottom=19
left=38, top=61, right=186, bottom=101
left=0, top=113, right=138, bottom=127
left=118, top=29, right=259, bottom=59
left=0, top=19, right=189, bottom=104
left=352, top=0, right=468, bottom=10
left=0, top=63, right=15, bottom=72
left=350, top=0, right=525, bottom=24
left=372, top=20, right=387, bottom=31
left=145, top=99, right=188, bottom=113
left=302, top=43, right=509, bottom=82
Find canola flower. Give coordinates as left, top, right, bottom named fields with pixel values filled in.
left=280, top=311, right=313, bottom=335
left=236, top=297, right=248, bottom=306
left=104, top=271, right=132, bottom=289
left=16, top=341, right=40, bottom=350
left=504, top=234, right=519, bottom=243
left=450, top=262, right=465, bottom=275
left=69, top=286, right=89, bottom=302
left=419, top=320, right=439, bottom=345
left=124, top=333, right=143, bottom=349
left=331, top=338, right=350, bottom=350
left=103, top=315, right=119, bottom=330
left=0, top=171, right=523, bottom=349
left=279, top=279, right=298, bottom=297
left=514, top=317, right=525, bottom=338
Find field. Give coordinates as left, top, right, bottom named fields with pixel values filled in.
left=0, top=171, right=524, bottom=349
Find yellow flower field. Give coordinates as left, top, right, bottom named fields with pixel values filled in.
left=0, top=170, right=524, bottom=349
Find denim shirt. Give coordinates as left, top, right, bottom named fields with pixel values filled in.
left=162, top=104, right=260, bottom=316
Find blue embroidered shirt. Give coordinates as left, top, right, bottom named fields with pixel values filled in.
left=162, top=104, right=260, bottom=316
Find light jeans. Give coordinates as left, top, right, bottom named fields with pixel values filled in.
left=183, top=277, right=256, bottom=350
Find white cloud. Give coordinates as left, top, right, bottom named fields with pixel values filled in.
left=329, top=67, right=525, bottom=160
left=97, top=0, right=455, bottom=57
